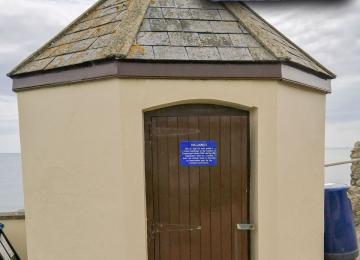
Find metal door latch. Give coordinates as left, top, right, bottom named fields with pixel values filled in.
left=152, top=223, right=202, bottom=233
left=148, top=222, right=201, bottom=242
left=236, top=224, right=255, bottom=231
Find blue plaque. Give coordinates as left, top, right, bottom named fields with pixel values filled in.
left=180, top=141, right=217, bottom=167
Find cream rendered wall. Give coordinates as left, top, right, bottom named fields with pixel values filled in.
left=17, top=78, right=326, bottom=260
left=0, top=218, right=27, bottom=259
left=276, top=83, right=326, bottom=260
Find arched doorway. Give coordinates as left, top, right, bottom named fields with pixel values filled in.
left=144, top=104, right=250, bottom=260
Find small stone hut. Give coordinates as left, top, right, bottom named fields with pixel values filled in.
left=8, top=0, right=335, bottom=259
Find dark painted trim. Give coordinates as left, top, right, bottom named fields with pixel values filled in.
left=12, top=62, right=118, bottom=91
left=11, top=60, right=331, bottom=93
left=12, top=61, right=281, bottom=92
left=116, top=61, right=282, bottom=78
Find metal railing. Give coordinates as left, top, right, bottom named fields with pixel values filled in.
left=325, top=158, right=360, bottom=168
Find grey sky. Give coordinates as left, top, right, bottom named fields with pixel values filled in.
left=0, top=0, right=359, bottom=152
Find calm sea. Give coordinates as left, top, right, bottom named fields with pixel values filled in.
left=0, top=149, right=354, bottom=213
left=0, top=153, right=24, bottom=213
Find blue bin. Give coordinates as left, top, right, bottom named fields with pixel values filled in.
left=324, top=183, right=359, bottom=260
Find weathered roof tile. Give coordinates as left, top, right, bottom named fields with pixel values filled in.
left=90, top=34, right=113, bottom=49
left=218, top=9, right=237, bottom=21
left=174, top=0, right=224, bottom=9
left=190, top=9, right=221, bottom=20
left=210, top=21, right=242, bottom=33
left=145, top=7, right=163, bottom=18
left=161, top=8, right=179, bottom=19
left=136, top=32, right=170, bottom=45
left=35, top=48, right=57, bottom=61
left=51, top=38, right=97, bottom=57
left=83, top=4, right=124, bottom=20
left=91, top=21, right=121, bottom=36
left=230, top=34, right=260, bottom=48
left=113, top=8, right=128, bottom=21
left=52, top=29, right=97, bottom=47
left=66, top=48, right=106, bottom=64
left=218, top=47, right=252, bottom=60
left=248, top=47, right=274, bottom=60
left=199, top=33, right=232, bottom=47
left=98, top=0, right=128, bottom=9
left=139, top=19, right=151, bottom=31
left=127, top=45, right=154, bottom=59
left=149, top=19, right=182, bottom=31
left=153, top=46, right=188, bottom=59
left=168, top=32, right=201, bottom=46
left=15, top=58, right=54, bottom=74
left=178, top=9, right=193, bottom=19
left=174, top=0, right=203, bottom=8
left=46, top=53, right=75, bottom=69
left=161, top=8, right=196, bottom=19
left=186, top=47, right=221, bottom=60
left=150, top=0, right=176, bottom=8
left=94, top=12, right=120, bottom=25
left=181, top=20, right=212, bottom=33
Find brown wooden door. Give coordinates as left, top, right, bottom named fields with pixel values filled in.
left=144, top=104, right=250, bottom=260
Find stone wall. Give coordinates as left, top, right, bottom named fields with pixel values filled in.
left=351, top=142, right=360, bottom=186
left=349, top=141, right=360, bottom=227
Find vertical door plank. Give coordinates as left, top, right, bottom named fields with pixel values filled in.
left=157, top=117, right=170, bottom=260
left=199, top=116, right=211, bottom=260
left=145, top=117, right=154, bottom=260
left=230, top=116, right=248, bottom=260
left=239, top=116, right=249, bottom=260
left=209, top=116, right=222, bottom=260
left=168, top=117, right=181, bottom=260
left=220, top=116, right=232, bottom=260
left=189, top=116, right=201, bottom=260
left=178, top=116, right=191, bottom=260
left=151, top=117, right=160, bottom=260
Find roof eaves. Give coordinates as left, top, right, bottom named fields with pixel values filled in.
left=224, top=2, right=336, bottom=79
left=11, top=60, right=332, bottom=93
left=285, top=60, right=334, bottom=80
left=8, top=0, right=108, bottom=77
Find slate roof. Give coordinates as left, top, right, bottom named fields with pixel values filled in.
left=9, top=0, right=335, bottom=78
left=127, top=0, right=274, bottom=61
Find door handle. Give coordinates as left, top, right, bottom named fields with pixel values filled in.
left=236, top=224, right=255, bottom=231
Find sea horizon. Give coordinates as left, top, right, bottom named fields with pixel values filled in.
left=0, top=147, right=355, bottom=213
